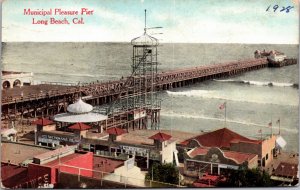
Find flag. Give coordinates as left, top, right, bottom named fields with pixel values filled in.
left=268, top=122, right=272, bottom=127
left=276, top=119, right=280, bottom=124
left=258, top=129, right=262, bottom=133
left=219, top=102, right=226, bottom=110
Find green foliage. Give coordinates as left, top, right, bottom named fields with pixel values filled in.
left=145, top=162, right=179, bottom=185
left=218, top=167, right=274, bottom=187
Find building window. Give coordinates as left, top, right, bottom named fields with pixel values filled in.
left=262, top=158, right=265, bottom=167
left=266, top=154, right=269, bottom=160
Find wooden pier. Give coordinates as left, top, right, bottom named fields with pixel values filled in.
left=1, top=57, right=296, bottom=120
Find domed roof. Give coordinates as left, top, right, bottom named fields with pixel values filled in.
left=54, top=112, right=107, bottom=123
left=67, top=98, right=93, bottom=114
left=131, top=32, right=159, bottom=46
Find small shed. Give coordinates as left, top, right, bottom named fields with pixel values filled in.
left=68, top=123, right=92, bottom=138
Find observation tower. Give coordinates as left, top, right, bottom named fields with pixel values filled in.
left=129, top=9, right=161, bottom=130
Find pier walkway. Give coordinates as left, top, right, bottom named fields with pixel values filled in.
left=1, top=57, right=296, bottom=119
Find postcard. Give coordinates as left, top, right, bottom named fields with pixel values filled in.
left=1, top=0, right=299, bottom=188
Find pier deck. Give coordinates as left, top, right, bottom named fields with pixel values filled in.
left=1, top=57, right=296, bottom=120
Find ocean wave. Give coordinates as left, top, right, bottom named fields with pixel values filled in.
left=161, top=112, right=298, bottom=134
left=167, top=89, right=213, bottom=98
left=166, top=90, right=298, bottom=106
left=214, top=79, right=298, bottom=88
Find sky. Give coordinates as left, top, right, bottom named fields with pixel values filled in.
left=2, top=0, right=299, bottom=43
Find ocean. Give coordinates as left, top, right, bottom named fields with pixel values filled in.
left=1, top=42, right=299, bottom=151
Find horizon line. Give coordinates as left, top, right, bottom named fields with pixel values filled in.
left=2, top=41, right=299, bottom=45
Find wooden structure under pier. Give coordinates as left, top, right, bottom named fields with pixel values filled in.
left=1, top=57, right=297, bottom=121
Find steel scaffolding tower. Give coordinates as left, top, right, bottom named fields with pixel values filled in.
left=129, top=9, right=161, bottom=130
left=99, top=9, right=161, bottom=130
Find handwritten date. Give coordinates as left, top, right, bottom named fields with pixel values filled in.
left=266, top=5, right=294, bottom=13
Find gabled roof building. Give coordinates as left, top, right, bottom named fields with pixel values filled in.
left=181, top=128, right=276, bottom=177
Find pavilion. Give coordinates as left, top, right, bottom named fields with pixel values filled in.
left=36, top=98, right=107, bottom=147
left=53, top=97, right=107, bottom=124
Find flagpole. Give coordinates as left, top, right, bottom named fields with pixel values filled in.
left=278, top=118, right=281, bottom=135
left=271, top=119, right=273, bottom=136
left=261, top=126, right=262, bottom=140
left=224, top=103, right=227, bottom=125
left=219, top=102, right=227, bottom=127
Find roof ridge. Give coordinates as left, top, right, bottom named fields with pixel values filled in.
left=223, top=149, right=256, bottom=156
left=159, top=132, right=164, bottom=140
left=228, top=128, right=253, bottom=140
left=219, top=128, right=227, bottom=147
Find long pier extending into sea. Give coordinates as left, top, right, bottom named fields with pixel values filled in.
left=1, top=57, right=297, bottom=120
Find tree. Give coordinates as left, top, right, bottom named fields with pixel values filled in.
left=145, top=162, right=179, bottom=185
left=218, top=167, right=274, bottom=187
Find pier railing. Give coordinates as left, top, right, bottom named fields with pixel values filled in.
left=1, top=58, right=269, bottom=105
left=39, top=81, right=79, bottom=86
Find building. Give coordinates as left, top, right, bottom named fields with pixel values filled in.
left=36, top=98, right=107, bottom=147
left=103, top=157, right=147, bottom=187
left=2, top=145, right=95, bottom=188
left=53, top=97, right=107, bottom=124
left=1, top=128, right=17, bottom=141
left=35, top=115, right=181, bottom=172
left=271, top=162, right=299, bottom=186
left=28, top=146, right=93, bottom=186
left=35, top=118, right=81, bottom=147
left=268, top=151, right=299, bottom=186
left=82, top=128, right=179, bottom=169
left=1, top=141, right=52, bottom=166
left=81, top=127, right=182, bottom=169
left=184, top=147, right=258, bottom=176
left=1, top=163, right=40, bottom=188
left=1, top=142, right=128, bottom=188
left=36, top=110, right=181, bottom=170
left=2, top=71, right=33, bottom=89
left=1, top=142, right=53, bottom=188
left=181, top=128, right=277, bottom=177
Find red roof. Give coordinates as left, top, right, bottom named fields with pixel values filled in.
left=33, top=118, right=54, bottom=126
left=34, top=146, right=76, bottom=161
left=189, top=147, right=209, bottom=158
left=68, top=123, right=91, bottom=131
left=189, top=147, right=257, bottom=164
left=201, top=175, right=219, bottom=182
left=93, top=156, right=124, bottom=175
left=106, top=127, right=126, bottom=136
left=182, top=128, right=260, bottom=148
left=1, top=163, right=29, bottom=188
left=45, top=153, right=83, bottom=167
left=193, top=174, right=219, bottom=187
left=180, top=139, right=190, bottom=146
left=274, top=162, right=298, bottom=178
left=223, top=151, right=257, bottom=164
left=193, top=182, right=215, bottom=188
left=149, top=132, right=172, bottom=142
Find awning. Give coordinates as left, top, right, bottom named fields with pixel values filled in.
left=149, top=132, right=172, bottom=142
left=53, top=112, right=107, bottom=123
left=107, top=127, right=126, bottom=136
left=68, top=123, right=92, bottom=131
left=1, top=128, right=17, bottom=137
left=276, top=136, right=287, bottom=149
left=270, top=176, right=294, bottom=182
left=33, top=118, right=54, bottom=126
